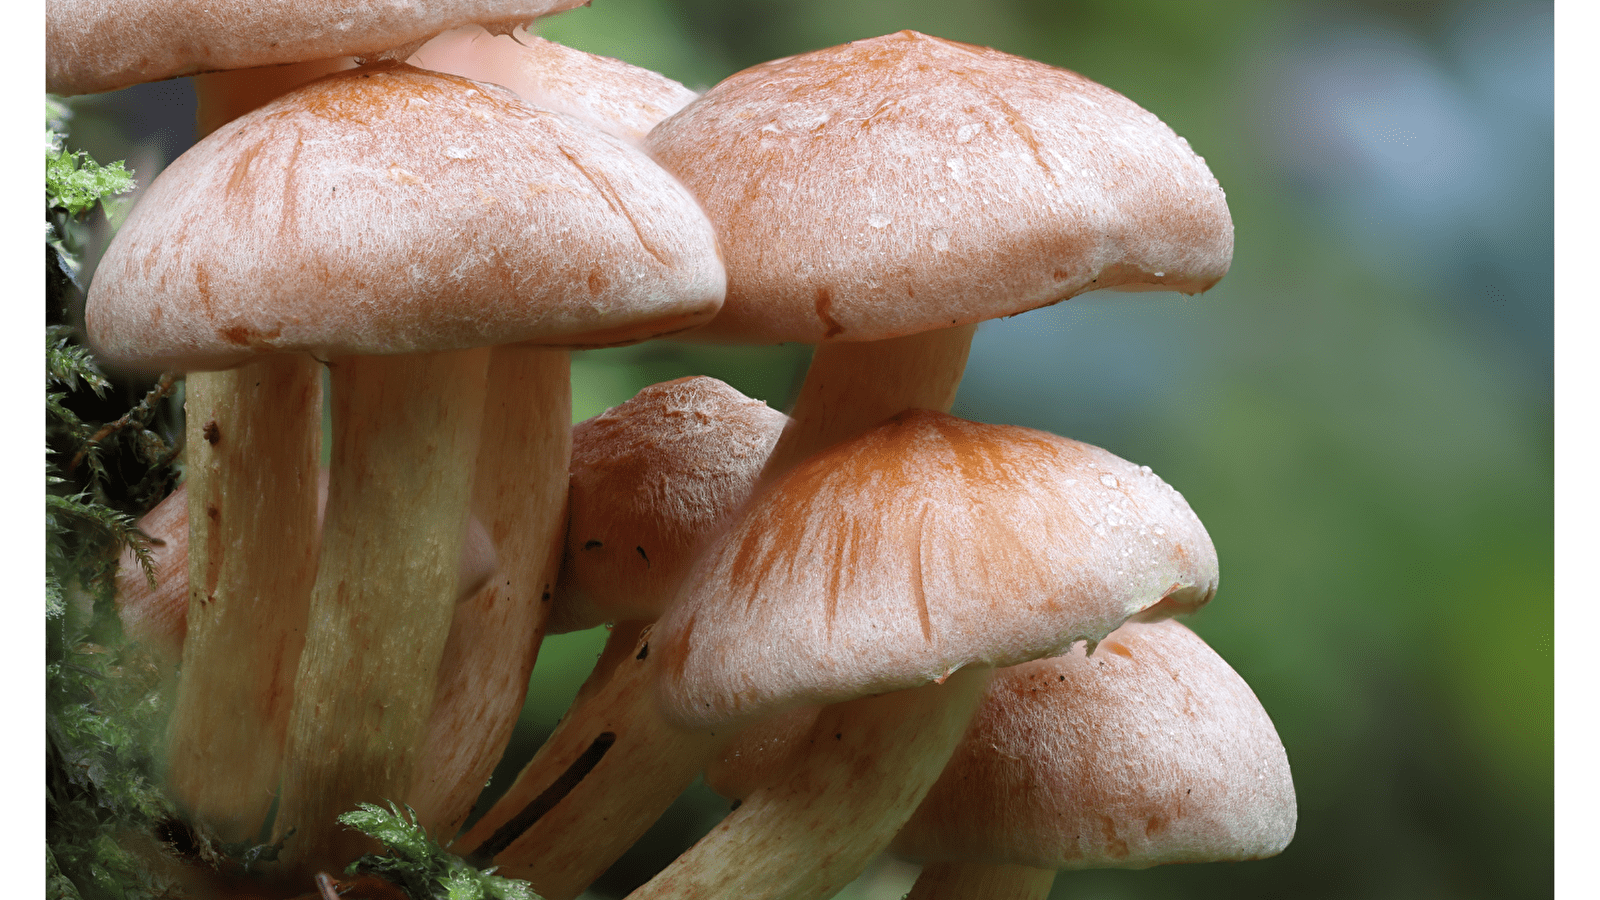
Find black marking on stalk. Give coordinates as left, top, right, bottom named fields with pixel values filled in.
left=583, top=540, right=603, bottom=550
left=636, top=642, right=649, bottom=660
left=636, top=546, right=650, bottom=566
left=469, top=731, right=617, bottom=863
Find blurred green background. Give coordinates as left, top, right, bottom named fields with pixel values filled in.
left=61, top=1, right=1552, bottom=897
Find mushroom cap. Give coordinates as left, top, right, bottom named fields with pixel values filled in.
left=85, top=64, right=726, bottom=372
left=410, top=27, right=700, bottom=145
left=46, top=0, right=590, bottom=96
left=892, top=618, right=1296, bottom=870
left=646, top=29, right=1232, bottom=344
left=551, top=376, right=787, bottom=632
left=652, top=409, right=1219, bottom=729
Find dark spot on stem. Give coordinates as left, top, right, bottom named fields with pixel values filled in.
left=203, top=421, right=220, bottom=444
left=636, top=546, right=650, bottom=566
left=636, top=642, right=649, bottom=660
left=206, top=506, right=219, bottom=522
left=583, top=540, right=603, bottom=550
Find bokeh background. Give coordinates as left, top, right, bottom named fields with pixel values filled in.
left=59, top=1, right=1553, bottom=897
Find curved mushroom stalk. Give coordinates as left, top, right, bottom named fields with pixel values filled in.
left=164, top=354, right=322, bottom=842
left=277, top=348, right=490, bottom=869
left=626, top=667, right=991, bottom=900
left=406, top=345, right=571, bottom=839
left=453, top=622, right=726, bottom=900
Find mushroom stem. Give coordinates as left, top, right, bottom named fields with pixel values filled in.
left=625, top=666, right=991, bottom=900
left=408, top=346, right=572, bottom=839
left=760, top=324, right=975, bottom=480
left=455, top=621, right=725, bottom=899
left=276, top=348, right=490, bottom=870
left=164, top=355, right=322, bottom=841
left=904, top=862, right=1055, bottom=900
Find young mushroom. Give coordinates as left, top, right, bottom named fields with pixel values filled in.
left=892, top=618, right=1297, bottom=899
left=454, top=376, right=786, bottom=899
left=646, top=30, right=1233, bottom=477
left=86, top=63, right=724, bottom=870
left=629, top=409, right=1220, bottom=899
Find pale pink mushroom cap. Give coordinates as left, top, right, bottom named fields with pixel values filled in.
left=647, top=29, right=1233, bottom=344
left=47, top=0, right=591, bottom=95
left=893, top=618, right=1296, bottom=870
left=552, top=376, right=787, bottom=633
left=85, top=64, right=726, bottom=372
left=410, top=26, right=700, bottom=145
left=653, top=410, right=1219, bottom=729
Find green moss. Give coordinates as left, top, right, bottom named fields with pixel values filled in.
left=340, top=803, right=543, bottom=900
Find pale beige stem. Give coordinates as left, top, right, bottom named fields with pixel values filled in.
left=454, top=621, right=726, bottom=899
left=761, top=324, right=975, bottom=480
left=905, top=862, right=1055, bottom=900
left=410, top=346, right=572, bottom=839
left=165, top=357, right=322, bottom=841
left=625, top=666, right=992, bottom=900
left=276, top=348, right=490, bottom=871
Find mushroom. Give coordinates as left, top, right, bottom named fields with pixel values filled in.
left=454, top=376, right=786, bottom=898
left=891, top=618, right=1296, bottom=898
left=86, top=63, right=725, bottom=869
left=396, top=29, right=706, bottom=840
left=46, top=0, right=591, bottom=95
left=628, top=409, right=1219, bottom=899
left=646, top=30, right=1232, bottom=477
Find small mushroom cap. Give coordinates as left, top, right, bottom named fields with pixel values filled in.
left=892, top=618, right=1296, bottom=870
left=552, top=376, right=787, bottom=633
left=86, top=64, right=725, bottom=372
left=46, top=0, right=590, bottom=96
left=647, top=30, right=1232, bottom=344
left=653, top=409, right=1218, bottom=729
left=410, top=26, right=700, bottom=144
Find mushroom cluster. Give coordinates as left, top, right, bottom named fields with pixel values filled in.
left=65, top=9, right=1294, bottom=899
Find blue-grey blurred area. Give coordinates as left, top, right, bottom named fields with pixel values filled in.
left=66, top=1, right=1551, bottom=897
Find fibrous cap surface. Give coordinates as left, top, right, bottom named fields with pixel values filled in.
left=555, top=376, right=787, bottom=631
left=47, top=0, right=590, bottom=95
left=647, top=30, right=1232, bottom=344
left=893, top=618, right=1296, bottom=870
left=410, top=27, right=699, bottom=144
left=653, top=409, right=1218, bottom=728
left=87, top=65, right=726, bottom=371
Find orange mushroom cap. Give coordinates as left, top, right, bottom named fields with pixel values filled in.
left=653, top=409, right=1219, bottom=729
